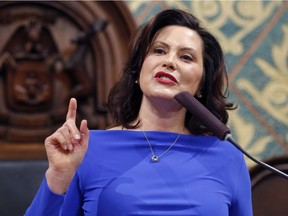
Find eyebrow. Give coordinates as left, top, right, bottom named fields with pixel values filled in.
left=153, top=41, right=199, bottom=58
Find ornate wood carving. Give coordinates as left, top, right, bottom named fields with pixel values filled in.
left=0, top=1, right=136, bottom=159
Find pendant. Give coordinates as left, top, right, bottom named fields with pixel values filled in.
left=151, top=155, right=159, bottom=162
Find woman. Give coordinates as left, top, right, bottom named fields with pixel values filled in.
left=26, top=9, right=252, bottom=215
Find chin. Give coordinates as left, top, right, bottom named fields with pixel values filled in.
left=149, top=90, right=176, bottom=100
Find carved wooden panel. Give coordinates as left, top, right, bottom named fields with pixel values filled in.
left=0, top=1, right=136, bottom=159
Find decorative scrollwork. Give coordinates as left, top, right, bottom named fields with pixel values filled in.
left=237, top=24, right=288, bottom=125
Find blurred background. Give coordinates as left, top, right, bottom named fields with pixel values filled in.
left=0, top=1, right=287, bottom=215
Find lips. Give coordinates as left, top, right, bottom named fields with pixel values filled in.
left=154, top=71, right=178, bottom=84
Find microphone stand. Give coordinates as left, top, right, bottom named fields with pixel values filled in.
left=174, top=91, right=288, bottom=180
left=224, top=134, right=288, bottom=180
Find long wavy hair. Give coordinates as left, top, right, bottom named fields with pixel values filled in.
left=108, top=9, right=235, bottom=135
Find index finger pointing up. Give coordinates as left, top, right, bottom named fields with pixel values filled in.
left=66, top=98, right=77, bottom=121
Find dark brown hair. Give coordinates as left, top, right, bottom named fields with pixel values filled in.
left=108, top=9, right=235, bottom=135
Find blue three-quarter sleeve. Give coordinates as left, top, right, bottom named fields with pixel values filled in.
left=25, top=177, right=65, bottom=216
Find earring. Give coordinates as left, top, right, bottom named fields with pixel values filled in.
left=196, top=92, right=202, bottom=98
left=135, top=80, right=139, bottom=84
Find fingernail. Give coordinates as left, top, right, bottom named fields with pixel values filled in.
left=74, top=134, right=81, bottom=140
left=68, top=144, right=73, bottom=151
left=64, top=145, right=68, bottom=150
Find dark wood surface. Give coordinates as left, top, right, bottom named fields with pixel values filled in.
left=0, top=1, right=136, bottom=159
left=250, top=156, right=288, bottom=216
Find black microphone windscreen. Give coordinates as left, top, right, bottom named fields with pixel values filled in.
left=174, top=91, right=230, bottom=140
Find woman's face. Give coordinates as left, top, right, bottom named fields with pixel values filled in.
left=139, top=25, right=204, bottom=101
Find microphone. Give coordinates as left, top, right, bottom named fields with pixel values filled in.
left=174, top=91, right=288, bottom=180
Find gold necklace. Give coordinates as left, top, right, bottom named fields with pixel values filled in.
left=142, top=130, right=181, bottom=163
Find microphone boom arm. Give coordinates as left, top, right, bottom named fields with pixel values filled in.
left=174, top=91, right=288, bottom=180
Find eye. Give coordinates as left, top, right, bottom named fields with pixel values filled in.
left=180, top=54, right=193, bottom=62
left=154, top=47, right=166, bottom=55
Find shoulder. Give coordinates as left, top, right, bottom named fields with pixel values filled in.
left=184, top=135, right=243, bottom=157
left=87, top=129, right=143, bottom=150
left=196, top=136, right=246, bottom=169
left=88, top=129, right=137, bottom=139
left=216, top=138, right=245, bottom=165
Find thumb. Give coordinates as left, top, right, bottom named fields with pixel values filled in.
left=79, top=119, right=90, bottom=144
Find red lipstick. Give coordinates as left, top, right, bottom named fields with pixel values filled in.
left=154, top=72, right=178, bottom=84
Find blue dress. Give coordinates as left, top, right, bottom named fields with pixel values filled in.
left=26, top=130, right=253, bottom=216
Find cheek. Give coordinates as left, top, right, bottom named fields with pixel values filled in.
left=139, top=57, right=155, bottom=81
left=141, top=56, right=154, bottom=71
left=182, top=67, right=204, bottom=91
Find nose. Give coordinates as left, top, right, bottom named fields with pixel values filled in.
left=162, top=54, right=176, bottom=70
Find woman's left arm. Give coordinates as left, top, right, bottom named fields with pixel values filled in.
left=230, top=156, right=253, bottom=216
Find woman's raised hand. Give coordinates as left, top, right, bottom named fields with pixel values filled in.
left=45, top=98, right=90, bottom=194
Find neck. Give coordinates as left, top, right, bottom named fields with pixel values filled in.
left=137, top=96, right=187, bottom=134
